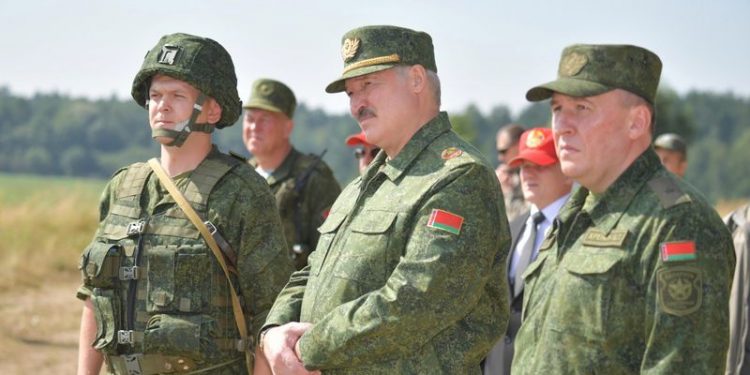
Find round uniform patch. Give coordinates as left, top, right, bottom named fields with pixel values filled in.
left=342, top=38, right=360, bottom=62
left=560, top=52, right=588, bottom=77
left=441, top=147, right=463, bottom=160
left=657, top=266, right=702, bottom=316
left=525, top=129, right=546, bottom=148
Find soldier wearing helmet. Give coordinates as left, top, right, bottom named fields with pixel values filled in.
left=653, top=132, right=688, bottom=177
left=76, top=33, right=293, bottom=375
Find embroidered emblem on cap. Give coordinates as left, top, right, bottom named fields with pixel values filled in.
left=560, top=51, right=588, bottom=77
left=441, top=147, right=463, bottom=160
left=342, top=38, right=360, bottom=62
left=525, top=129, right=546, bottom=148
left=158, top=45, right=180, bottom=65
left=259, top=83, right=273, bottom=96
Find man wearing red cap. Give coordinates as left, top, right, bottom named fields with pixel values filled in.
left=483, top=127, right=572, bottom=375
left=345, top=131, right=380, bottom=175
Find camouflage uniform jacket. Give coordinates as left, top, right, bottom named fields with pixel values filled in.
left=77, top=146, right=293, bottom=374
left=512, top=149, right=735, bottom=374
left=726, top=203, right=750, bottom=375
left=264, top=112, right=511, bottom=374
left=249, top=148, right=341, bottom=270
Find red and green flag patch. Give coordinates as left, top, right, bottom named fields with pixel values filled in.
left=660, top=241, right=696, bottom=262
left=427, top=209, right=464, bottom=235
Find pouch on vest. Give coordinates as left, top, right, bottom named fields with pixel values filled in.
left=81, top=242, right=122, bottom=289
left=147, top=246, right=211, bottom=313
left=143, top=314, right=216, bottom=362
left=90, top=289, right=122, bottom=353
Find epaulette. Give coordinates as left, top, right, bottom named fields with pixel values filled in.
left=647, top=175, right=692, bottom=209
left=228, top=150, right=247, bottom=163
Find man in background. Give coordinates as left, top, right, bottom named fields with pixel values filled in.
left=345, top=131, right=380, bottom=175
left=496, top=124, right=528, bottom=221
left=484, top=127, right=572, bottom=375
left=243, top=78, right=341, bottom=270
left=654, top=132, right=688, bottom=177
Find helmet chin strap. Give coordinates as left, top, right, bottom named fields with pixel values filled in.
left=151, top=93, right=214, bottom=147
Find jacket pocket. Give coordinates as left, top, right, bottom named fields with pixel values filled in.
left=143, top=314, right=217, bottom=362
left=333, top=210, right=398, bottom=285
left=147, top=246, right=210, bottom=313
left=90, top=289, right=121, bottom=353
left=310, top=212, right=346, bottom=276
left=80, top=242, right=121, bottom=289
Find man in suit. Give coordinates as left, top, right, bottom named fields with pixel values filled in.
left=484, top=127, right=573, bottom=374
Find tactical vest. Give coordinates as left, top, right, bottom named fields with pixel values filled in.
left=80, top=156, right=246, bottom=372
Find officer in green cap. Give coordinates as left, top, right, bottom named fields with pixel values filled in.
left=76, top=33, right=293, bottom=375
left=242, top=78, right=342, bottom=270
left=653, top=132, right=688, bottom=177
left=258, top=25, right=510, bottom=374
left=512, top=44, right=735, bottom=374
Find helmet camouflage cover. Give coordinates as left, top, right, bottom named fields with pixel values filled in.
left=131, top=33, right=242, bottom=128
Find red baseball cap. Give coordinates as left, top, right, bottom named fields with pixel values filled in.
left=508, top=128, right=558, bottom=168
left=345, top=131, right=371, bottom=147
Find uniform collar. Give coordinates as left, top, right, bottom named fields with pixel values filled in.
left=364, top=112, right=451, bottom=183
left=561, top=148, right=663, bottom=234
left=249, top=148, right=298, bottom=186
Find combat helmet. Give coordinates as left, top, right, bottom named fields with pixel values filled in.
left=131, top=33, right=242, bottom=146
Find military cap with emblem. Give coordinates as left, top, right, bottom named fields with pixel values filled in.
left=326, top=25, right=437, bottom=93
left=654, top=133, right=687, bottom=156
left=243, top=78, right=297, bottom=119
left=526, top=44, right=662, bottom=104
left=132, top=32, right=242, bottom=129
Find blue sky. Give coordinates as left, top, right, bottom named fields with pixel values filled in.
left=0, top=0, right=747, bottom=116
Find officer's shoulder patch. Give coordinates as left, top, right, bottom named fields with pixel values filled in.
left=657, top=266, right=702, bottom=316
left=647, top=175, right=692, bottom=209
left=441, top=147, right=463, bottom=160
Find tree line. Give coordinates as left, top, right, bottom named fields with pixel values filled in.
left=0, top=86, right=748, bottom=202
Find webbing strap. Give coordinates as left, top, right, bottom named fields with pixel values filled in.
left=147, top=158, right=253, bottom=373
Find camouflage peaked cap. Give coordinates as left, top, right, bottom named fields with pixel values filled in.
left=325, top=25, right=437, bottom=93
left=654, top=133, right=687, bottom=155
left=526, top=44, right=662, bottom=104
left=132, top=33, right=242, bottom=128
left=243, top=78, right=297, bottom=119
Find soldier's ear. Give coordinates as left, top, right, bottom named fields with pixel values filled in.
left=409, top=65, right=427, bottom=93
left=627, top=103, right=650, bottom=140
left=203, top=98, right=222, bottom=125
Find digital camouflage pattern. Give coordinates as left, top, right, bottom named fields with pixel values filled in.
left=249, top=148, right=341, bottom=270
left=264, top=113, right=511, bottom=374
left=326, top=25, right=437, bottom=93
left=526, top=44, right=662, bottom=104
left=512, top=149, right=735, bottom=374
left=131, top=33, right=242, bottom=128
left=726, top=203, right=750, bottom=374
left=77, top=147, right=293, bottom=374
left=243, top=78, right=297, bottom=119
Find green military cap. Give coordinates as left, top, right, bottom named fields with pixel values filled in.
left=325, top=25, right=437, bottom=93
left=654, top=133, right=687, bottom=155
left=243, top=78, right=297, bottom=119
left=526, top=44, right=662, bottom=104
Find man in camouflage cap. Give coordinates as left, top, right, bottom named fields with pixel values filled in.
left=653, top=132, right=688, bottom=177
left=259, top=25, right=510, bottom=374
left=76, top=33, right=293, bottom=375
left=242, top=78, right=341, bottom=270
left=512, top=44, right=735, bottom=374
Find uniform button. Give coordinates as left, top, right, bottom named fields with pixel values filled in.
left=164, top=362, right=173, bottom=371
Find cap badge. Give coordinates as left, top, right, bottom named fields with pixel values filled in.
left=342, top=38, right=360, bottom=62
left=259, top=83, right=273, bottom=96
left=441, top=147, right=463, bottom=160
left=560, top=51, right=588, bottom=77
left=525, top=129, right=546, bottom=148
left=158, top=45, right=179, bottom=65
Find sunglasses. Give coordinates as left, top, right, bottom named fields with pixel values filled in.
left=497, top=148, right=510, bottom=156
left=354, top=147, right=380, bottom=159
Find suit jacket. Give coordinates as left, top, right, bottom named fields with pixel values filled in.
left=484, top=210, right=530, bottom=375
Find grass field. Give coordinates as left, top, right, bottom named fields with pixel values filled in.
left=0, top=173, right=105, bottom=290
